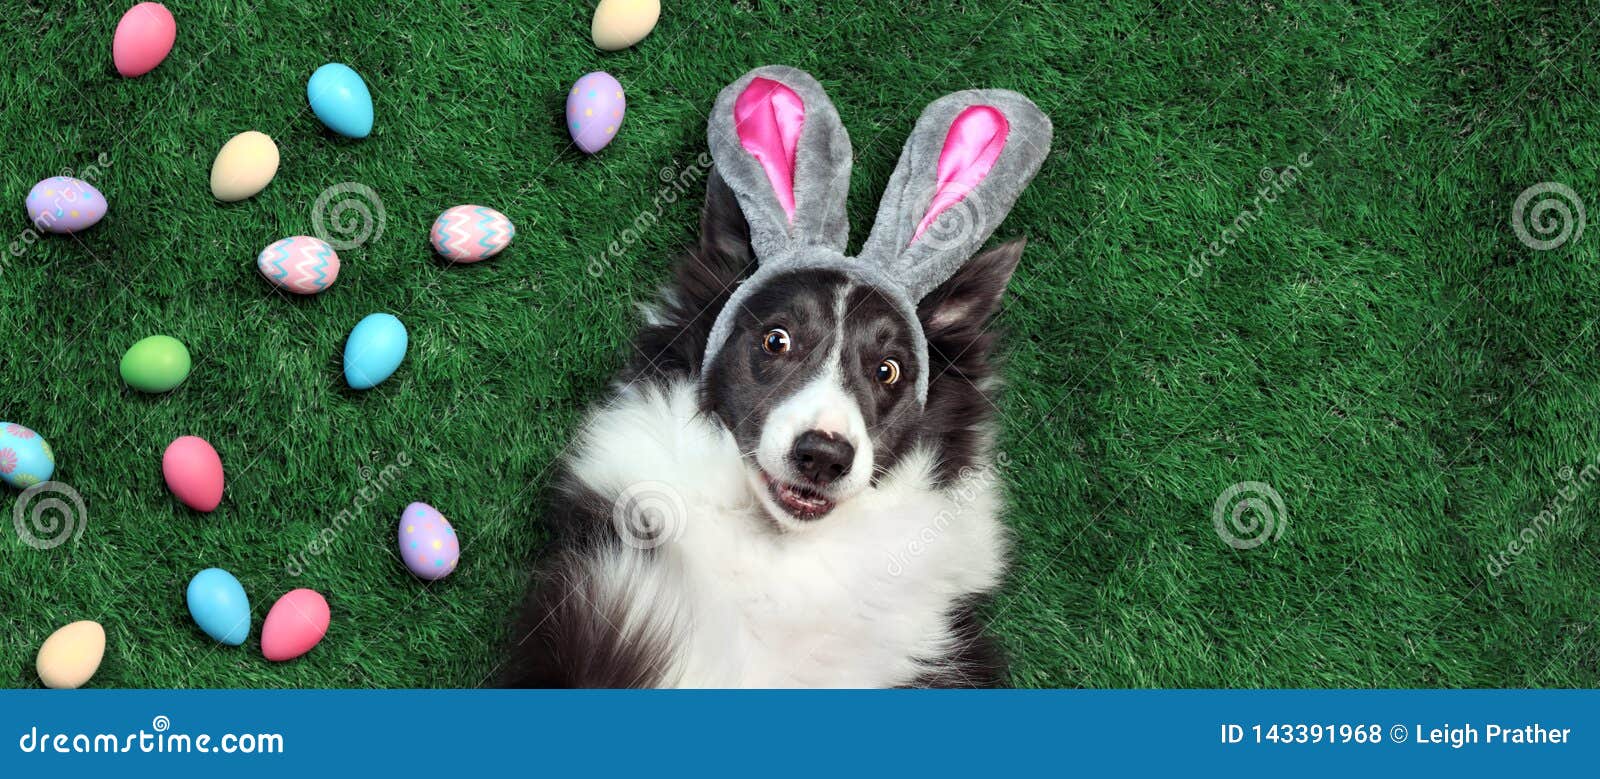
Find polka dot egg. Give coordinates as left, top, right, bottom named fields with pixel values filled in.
left=567, top=71, right=625, bottom=154
left=26, top=177, right=106, bottom=233
left=398, top=502, right=459, bottom=581
left=0, top=423, right=55, bottom=489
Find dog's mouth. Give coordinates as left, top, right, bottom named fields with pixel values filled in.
left=760, top=471, right=836, bottom=520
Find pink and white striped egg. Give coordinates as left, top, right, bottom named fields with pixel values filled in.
left=256, top=236, right=340, bottom=295
left=26, top=177, right=106, bottom=233
left=566, top=72, right=625, bottom=154
left=430, top=205, right=514, bottom=263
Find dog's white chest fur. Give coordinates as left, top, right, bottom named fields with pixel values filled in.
left=568, top=379, right=1008, bottom=687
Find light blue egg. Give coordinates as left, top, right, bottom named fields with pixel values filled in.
left=186, top=568, right=251, bottom=646
left=0, top=422, right=56, bottom=489
left=344, top=313, right=409, bottom=390
left=307, top=63, right=374, bottom=139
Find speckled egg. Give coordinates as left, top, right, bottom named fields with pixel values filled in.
left=567, top=72, right=625, bottom=154
left=398, top=502, right=459, bottom=581
left=257, top=236, right=340, bottom=294
left=26, top=177, right=107, bottom=233
left=430, top=205, right=514, bottom=263
left=0, top=423, right=56, bottom=489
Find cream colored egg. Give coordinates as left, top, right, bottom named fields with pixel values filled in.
left=36, top=620, right=106, bottom=690
left=591, top=0, right=660, bottom=51
left=210, top=131, right=280, bottom=202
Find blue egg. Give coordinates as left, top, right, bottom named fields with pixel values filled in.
left=307, top=63, right=374, bottom=139
left=344, top=313, right=409, bottom=390
left=186, top=568, right=251, bottom=646
left=0, top=422, right=56, bottom=489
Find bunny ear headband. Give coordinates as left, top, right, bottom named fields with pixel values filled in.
left=702, top=65, right=1053, bottom=404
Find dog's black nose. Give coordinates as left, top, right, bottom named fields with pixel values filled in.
left=791, top=431, right=854, bottom=486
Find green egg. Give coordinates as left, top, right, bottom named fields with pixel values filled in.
left=120, top=335, right=192, bottom=393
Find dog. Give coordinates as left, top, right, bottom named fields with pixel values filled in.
left=500, top=66, right=1050, bottom=688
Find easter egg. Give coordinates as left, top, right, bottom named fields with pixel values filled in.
left=112, top=2, right=176, bottom=78
left=343, top=313, right=408, bottom=390
left=0, top=423, right=55, bottom=489
left=261, top=588, right=330, bottom=662
left=307, top=63, right=374, bottom=139
left=163, top=435, right=223, bottom=512
left=36, top=620, right=105, bottom=689
left=120, top=335, right=191, bottom=392
left=399, top=502, right=460, bottom=581
left=257, top=236, right=340, bottom=294
left=567, top=72, right=625, bottom=154
left=592, top=0, right=660, bottom=51
left=186, top=568, right=250, bottom=646
left=26, top=177, right=107, bottom=234
left=430, top=205, right=515, bottom=263
left=210, top=131, right=279, bottom=202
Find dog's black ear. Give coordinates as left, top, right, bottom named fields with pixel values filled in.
left=678, top=171, right=757, bottom=301
left=917, top=238, right=1025, bottom=335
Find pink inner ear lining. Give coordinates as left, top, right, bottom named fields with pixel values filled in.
left=911, top=105, right=1011, bottom=243
left=733, top=77, right=806, bottom=223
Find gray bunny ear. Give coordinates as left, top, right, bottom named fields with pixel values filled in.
left=859, top=90, right=1052, bottom=302
left=706, top=66, right=853, bottom=260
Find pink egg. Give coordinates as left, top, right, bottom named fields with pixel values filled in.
left=398, top=502, right=459, bottom=581
left=257, top=236, right=340, bottom=294
left=566, top=72, right=625, bottom=154
left=162, top=436, right=223, bottom=513
left=112, top=3, right=176, bottom=78
left=261, top=589, right=330, bottom=662
left=430, top=205, right=515, bottom=263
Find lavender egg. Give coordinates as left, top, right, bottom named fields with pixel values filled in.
left=26, top=177, right=106, bottom=233
left=398, top=502, right=459, bottom=581
left=566, top=71, right=625, bottom=154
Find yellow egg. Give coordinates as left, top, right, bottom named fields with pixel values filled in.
left=36, top=620, right=106, bottom=689
left=591, top=0, right=660, bottom=51
left=210, top=131, right=280, bottom=202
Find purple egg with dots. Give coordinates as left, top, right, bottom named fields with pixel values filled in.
left=398, top=502, right=459, bottom=581
left=566, top=71, right=625, bottom=154
left=26, top=176, right=106, bottom=233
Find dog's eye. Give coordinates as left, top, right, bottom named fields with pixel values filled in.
left=875, top=358, right=901, bottom=385
left=762, top=328, right=792, bottom=354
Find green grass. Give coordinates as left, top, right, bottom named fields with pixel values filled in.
left=2, top=0, right=1598, bottom=688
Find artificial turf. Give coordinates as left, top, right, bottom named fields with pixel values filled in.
left=2, top=0, right=1598, bottom=688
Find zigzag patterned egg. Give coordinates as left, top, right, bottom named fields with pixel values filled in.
left=257, top=236, right=340, bottom=294
left=430, top=205, right=514, bottom=263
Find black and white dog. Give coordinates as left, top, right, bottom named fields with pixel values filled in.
left=501, top=66, right=1049, bottom=688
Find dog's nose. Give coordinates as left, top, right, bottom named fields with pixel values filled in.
left=791, top=430, right=854, bottom=486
